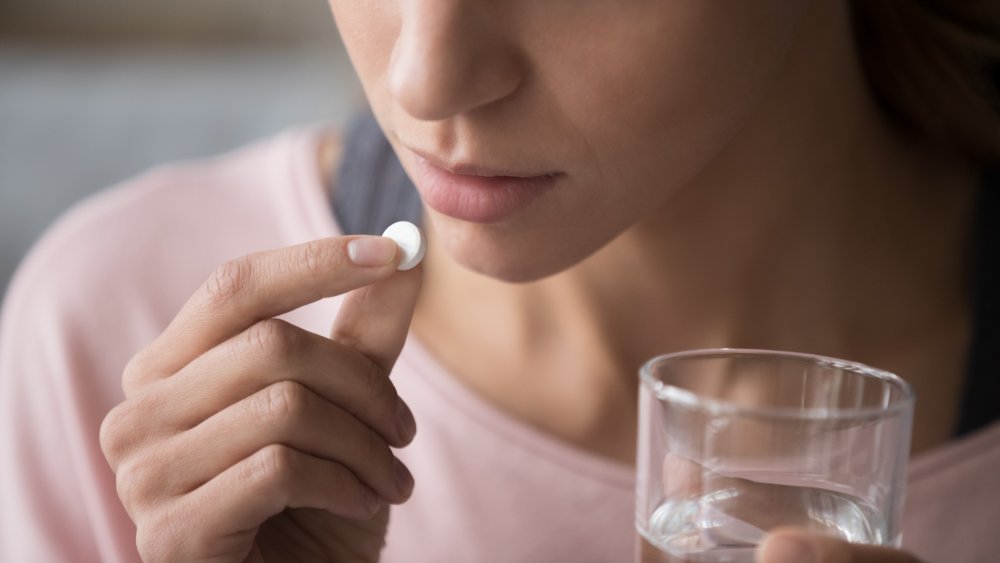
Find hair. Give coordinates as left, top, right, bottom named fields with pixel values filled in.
left=851, top=0, right=1000, bottom=165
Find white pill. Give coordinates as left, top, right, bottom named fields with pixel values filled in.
left=382, top=221, right=426, bottom=271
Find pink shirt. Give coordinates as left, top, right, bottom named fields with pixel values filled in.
left=1, top=129, right=997, bottom=562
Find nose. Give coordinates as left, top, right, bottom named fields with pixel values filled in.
left=389, top=0, right=524, bottom=121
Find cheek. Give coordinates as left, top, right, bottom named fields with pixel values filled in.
left=328, top=1, right=398, bottom=111
left=530, top=0, right=808, bottom=208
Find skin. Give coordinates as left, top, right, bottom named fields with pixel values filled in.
left=101, top=0, right=977, bottom=561
left=332, top=0, right=974, bottom=461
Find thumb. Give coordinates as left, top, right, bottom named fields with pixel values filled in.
left=757, top=528, right=923, bottom=563
left=330, top=261, right=424, bottom=376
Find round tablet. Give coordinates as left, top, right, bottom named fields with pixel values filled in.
left=382, top=221, right=426, bottom=271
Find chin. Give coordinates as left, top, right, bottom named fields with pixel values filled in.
left=435, top=226, right=592, bottom=284
left=424, top=203, right=625, bottom=283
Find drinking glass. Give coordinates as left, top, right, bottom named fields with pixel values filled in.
left=635, top=349, right=914, bottom=563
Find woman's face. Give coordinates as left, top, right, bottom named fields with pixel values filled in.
left=328, top=0, right=812, bottom=282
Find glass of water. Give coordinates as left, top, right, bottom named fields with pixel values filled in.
left=635, top=349, right=914, bottom=563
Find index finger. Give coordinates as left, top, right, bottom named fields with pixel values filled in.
left=133, top=236, right=401, bottom=384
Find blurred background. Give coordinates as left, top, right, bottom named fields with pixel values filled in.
left=0, top=0, right=363, bottom=297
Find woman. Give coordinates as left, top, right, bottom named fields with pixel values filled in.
left=1, top=1, right=997, bottom=561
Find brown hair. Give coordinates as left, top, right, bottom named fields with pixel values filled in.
left=851, top=1, right=1000, bottom=165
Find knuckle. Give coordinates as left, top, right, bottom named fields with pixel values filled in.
left=253, top=380, right=308, bottom=424
left=245, top=444, right=295, bottom=489
left=115, top=457, right=154, bottom=513
left=331, top=465, right=380, bottom=519
left=99, top=404, right=127, bottom=466
left=360, top=358, right=393, bottom=403
left=358, top=361, right=402, bottom=430
left=100, top=393, right=164, bottom=468
left=205, top=256, right=253, bottom=307
left=296, top=240, right=333, bottom=278
left=243, top=319, right=297, bottom=359
left=135, top=524, right=162, bottom=562
left=121, top=352, right=151, bottom=395
left=136, top=507, right=184, bottom=563
left=360, top=426, right=392, bottom=465
left=115, top=464, right=138, bottom=509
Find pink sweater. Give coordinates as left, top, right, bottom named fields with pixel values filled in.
left=1, top=129, right=997, bottom=562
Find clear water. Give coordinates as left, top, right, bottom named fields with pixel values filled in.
left=637, top=478, right=891, bottom=562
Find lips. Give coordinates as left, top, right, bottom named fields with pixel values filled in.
left=408, top=150, right=561, bottom=223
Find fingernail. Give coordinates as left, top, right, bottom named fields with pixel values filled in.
left=347, top=237, right=397, bottom=267
left=396, top=399, right=416, bottom=442
left=759, top=536, right=816, bottom=563
left=393, top=457, right=414, bottom=496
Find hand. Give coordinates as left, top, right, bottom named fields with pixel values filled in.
left=757, top=529, right=924, bottom=563
left=659, top=455, right=924, bottom=563
left=99, top=235, right=421, bottom=562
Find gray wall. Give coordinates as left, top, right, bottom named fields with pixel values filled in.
left=0, top=0, right=334, bottom=44
left=0, top=3, right=362, bottom=298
